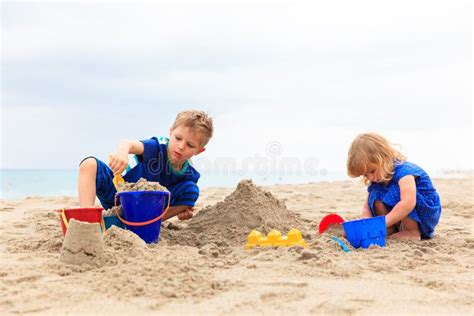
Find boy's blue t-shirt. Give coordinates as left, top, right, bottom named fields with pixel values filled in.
left=123, top=136, right=200, bottom=188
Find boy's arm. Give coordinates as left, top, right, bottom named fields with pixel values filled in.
left=362, top=194, right=372, bottom=218
left=384, top=175, right=417, bottom=227
left=163, top=205, right=194, bottom=221
left=117, top=139, right=144, bottom=155
left=110, top=139, right=145, bottom=174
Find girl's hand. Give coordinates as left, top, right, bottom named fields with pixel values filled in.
left=362, top=209, right=372, bottom=218
left=361, top=194, right=372, bottom=218
left=177, top=207, right=194, bottom=221
left=109, top=152, right=129, bottom=175
left=385, top=175, right=416, bottom=227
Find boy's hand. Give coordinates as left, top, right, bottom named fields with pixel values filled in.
left=177, top=207, right=194, bottom=221
left=109, top=152, right=129, bottom=175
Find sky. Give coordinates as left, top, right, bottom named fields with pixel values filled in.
left=1, top=1, right=472, bottom=179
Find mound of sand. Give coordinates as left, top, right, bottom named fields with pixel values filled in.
left=105, top=178, right=169, bottom=216
left=103, top=205, right=122, bottom=216
left=162, top=180, right=303, bottom=247
left=59, top=219, right=148, bottom=268
left=103, top=225, right=147, bottom=258
left=59, top=219, right=106, bottom=268
left=118, top=177, right=168, bottom=192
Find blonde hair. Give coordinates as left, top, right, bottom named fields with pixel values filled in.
left=347, top=133, right=406, bottom=184
left=171, top=110, right=214, bottom=146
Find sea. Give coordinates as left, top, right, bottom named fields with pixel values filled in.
left=0, top=168, right=350, bottom=200
left=0, top=168, right=469, bottom=200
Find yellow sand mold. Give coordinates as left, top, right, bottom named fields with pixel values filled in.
left=246, top=228, right=307, bottom=251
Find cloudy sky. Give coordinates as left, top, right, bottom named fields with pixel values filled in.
left=1, top=1, right=472, bottom=177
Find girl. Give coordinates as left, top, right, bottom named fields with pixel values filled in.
left=347, top=133, right=442, bottom=240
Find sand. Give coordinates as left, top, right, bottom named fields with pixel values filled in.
left=117, top=177, right=168, bottom=193
left=161, top=180, right=306, bottom=248
left=59, top=219, right=106, bottom=268
left=0, top=177, right=473, bottom=314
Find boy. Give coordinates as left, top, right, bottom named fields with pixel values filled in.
left=78, top=110, right=213, bottom=221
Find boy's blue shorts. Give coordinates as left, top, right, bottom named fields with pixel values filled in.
left=79, top=157, right=199, bottom=210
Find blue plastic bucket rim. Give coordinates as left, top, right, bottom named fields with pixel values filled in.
left=116, top=190, right=169, bottom=198
left=343, top=216, right=386, bottom=225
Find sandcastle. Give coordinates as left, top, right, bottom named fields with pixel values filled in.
left=59, top=219, right=106, bottom=267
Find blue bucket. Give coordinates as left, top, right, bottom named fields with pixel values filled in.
left=342, top=216, right=387, bottom=249
left=115, top=191, right=170, bottom=244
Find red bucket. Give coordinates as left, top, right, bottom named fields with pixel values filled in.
left=58, top=207, right=105, bottom=236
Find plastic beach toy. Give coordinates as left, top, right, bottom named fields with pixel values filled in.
left=103, top=214, right=126, bottom=230
left=318, top=214, right=345, bottom=234
left=342, top=216, right=387, bottom=249
left=115, top=191, right=170, bottom=244
left=246, top=228, right=307, bottom=251
left=59, top=207, right=106, bottom=236
left=113, top=174, right=125, bottom=190
left=330, top=236, right=351, bottom=253
left=109, top=155, right=125, bottom=189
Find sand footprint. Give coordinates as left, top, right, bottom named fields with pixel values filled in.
left=260, top=290, right=306, bottom=304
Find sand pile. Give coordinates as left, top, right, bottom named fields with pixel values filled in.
left=103, top=205, right=122, bottom=216
left=59, top=222, right=148, bottom=268
left=162, top=180, right=304, bottom=247
left=59, top=219, right=106, bottom=267
left=103, top=226, right=147, bottom=259
left=104, top=178, right=168, bottom=216
left=323, top=224, right=346, bottom=238
left=118, top=177, right=168, bottom=192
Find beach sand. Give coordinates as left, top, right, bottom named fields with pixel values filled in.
left=0, top=177, right=473, bottom=315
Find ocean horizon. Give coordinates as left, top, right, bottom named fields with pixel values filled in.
left=1, top=168, right=471, bottom=200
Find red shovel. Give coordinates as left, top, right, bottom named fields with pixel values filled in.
left=318, top=214, right=345, bottom=234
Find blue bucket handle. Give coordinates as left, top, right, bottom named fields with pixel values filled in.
left=114, top=191, right=170, bottom=227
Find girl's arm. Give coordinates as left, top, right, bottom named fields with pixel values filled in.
left=362, top=194, right=372, bottom=218
left=109, top=139, right=145, bottom=174
left=384, top=175, right=417, bottom=227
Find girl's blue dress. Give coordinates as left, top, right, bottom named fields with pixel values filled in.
left=368, top=161, right=441, bottom=238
